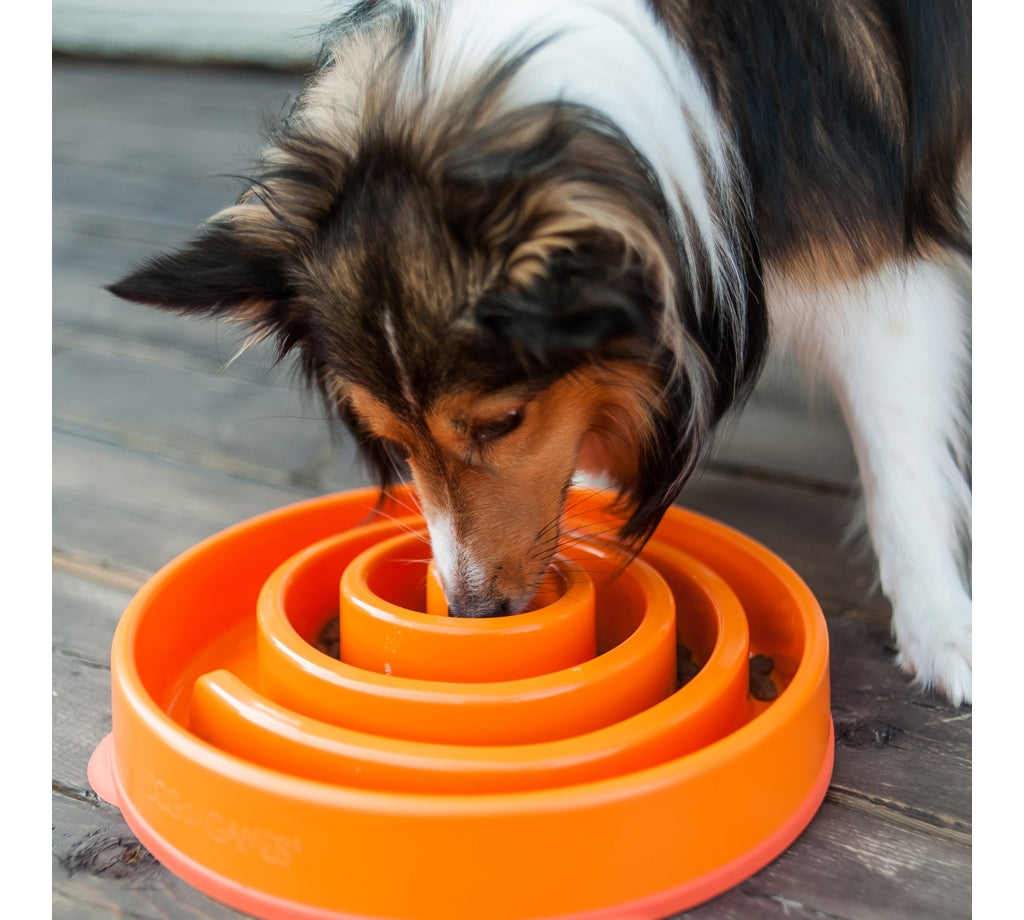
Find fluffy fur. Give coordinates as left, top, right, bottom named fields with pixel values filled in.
left=109, top=0, right=972, bottom=704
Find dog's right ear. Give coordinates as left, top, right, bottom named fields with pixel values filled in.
left=106, top=209, right=294, bottom=327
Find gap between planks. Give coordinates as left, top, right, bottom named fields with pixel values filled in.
left=52, top=550, right=151, bottom=594
left=825, top=786, right=971, bottom=848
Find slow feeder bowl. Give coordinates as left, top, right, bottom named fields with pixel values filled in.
left=88, top=485, right=833, bottom=920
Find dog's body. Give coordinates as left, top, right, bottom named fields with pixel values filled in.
left=110, top=0, right=972, bottom=704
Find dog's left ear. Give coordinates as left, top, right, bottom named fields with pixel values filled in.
left=107, top=206, right=295, bottom=330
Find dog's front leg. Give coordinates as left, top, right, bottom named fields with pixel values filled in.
left=768, top=258, right=972, bottom=705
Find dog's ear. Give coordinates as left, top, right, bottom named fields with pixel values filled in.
left=474, top=236, right=654, bottom=370
left=106, top=206, right=295, bottom=327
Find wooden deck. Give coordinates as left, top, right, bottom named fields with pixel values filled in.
left=52, top=58, right=971, bottom=920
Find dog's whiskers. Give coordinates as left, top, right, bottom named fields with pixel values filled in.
left=368, top=505, right=430, bottom=542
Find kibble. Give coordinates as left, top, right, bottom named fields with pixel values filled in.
left=316, top=619, right=778, bottom=702
left=315, top=616, right=341, bottom=660
left=749, top=654, right=778, bottom=701
left=676, top=642, right=702, bottom=688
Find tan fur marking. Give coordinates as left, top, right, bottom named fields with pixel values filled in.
left=770, top=235, right=900, bottom=286
left=769, top=229, right=966, bottom=288
left=346, top=385, right=416, bottom=448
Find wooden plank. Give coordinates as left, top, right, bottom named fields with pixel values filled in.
left=51, top=257, right=295, bottom=389
left=52, top=572, right=133, bottom=795
left=53, top=794, right=252, bottom=920
left=52, top=649, right=114, bottom=793
left=51, top=432, right=366, bottom=578
left=52, top=59, right=302, bottom=133
left=53, top=160, right=247, bottom=231
left=712, top=395, right=857, bottom=491
left=710, top=801, right=971, bottom=920
left=53, top=348, right=355, bottom=488
left=52, top=569, right=133, bottom=664
left=710, top=353, right=860, bottom=493
left=53, top=63, right=300, bottom=209
left=51, top=289, right=293, bottom=390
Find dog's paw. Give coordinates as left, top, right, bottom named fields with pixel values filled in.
left=891, top=589, right=972, bottom=706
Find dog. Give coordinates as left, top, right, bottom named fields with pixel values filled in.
left=108, top=0, right=972, bottom=705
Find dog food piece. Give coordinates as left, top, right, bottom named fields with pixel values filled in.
left=749, top=654, right=778, bottom=701
left=676, top=642, right=702, bottom=688
left=315, top=616, right=341, bottom=660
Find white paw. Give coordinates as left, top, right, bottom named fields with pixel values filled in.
left=891, top=589, right=972, bottom=706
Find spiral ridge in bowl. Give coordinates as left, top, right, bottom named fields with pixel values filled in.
left=89, top=486, right=833, bottom=920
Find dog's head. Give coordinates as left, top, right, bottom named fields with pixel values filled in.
left=109, top=40, right=766, bottom=617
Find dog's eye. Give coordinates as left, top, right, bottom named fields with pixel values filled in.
left=473, top=408, right=524, bottom=446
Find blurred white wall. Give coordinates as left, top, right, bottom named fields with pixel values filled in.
left=52, top=0, right=333, bottom=68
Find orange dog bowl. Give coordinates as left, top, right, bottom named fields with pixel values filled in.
left=88, top=485, right=833, bottom=920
